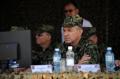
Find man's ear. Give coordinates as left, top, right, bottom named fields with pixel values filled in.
left=45, top=32, right=51, bottom=39
left=80, top=28, right=83, bottom=34
left=48, top=34, right=52, bottom=39
left=76, top=9, right=79, bottom=14
left=79, top=28, right=83, bottom=36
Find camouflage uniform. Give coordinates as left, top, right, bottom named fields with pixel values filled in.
left=83, top=27, right=105, bottom=64
left=60, top=39, right=99, bottom=64
left=60, top=15, right=100, bottom=64
left=32, top=24, right=59, bottom=65
left=32, top=43, right=58, bottom=65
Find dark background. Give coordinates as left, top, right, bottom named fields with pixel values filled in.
left=0, top=0, right=120, bottom=56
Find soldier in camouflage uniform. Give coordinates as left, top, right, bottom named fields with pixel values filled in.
left=60, top=15, right=100, bottom=64
left=85, top=27, right=120, bottom=69
left=82, top=27, right=106, bottom=70
left=32, top=24, right=58, bottom=65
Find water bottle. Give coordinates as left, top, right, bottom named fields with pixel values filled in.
left=105, top=47, right=115, bottom=72
left=53, top=48, right=61, bottom=73
left=66, top=46, right=74, bottom=72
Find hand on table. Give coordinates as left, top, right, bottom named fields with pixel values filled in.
left=78, top=54, right=91, bottom=64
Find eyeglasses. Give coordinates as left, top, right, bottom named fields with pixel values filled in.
left=64, top=9, right=74, bottom=13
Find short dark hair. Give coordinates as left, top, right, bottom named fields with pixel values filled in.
left=64, top=0, right=80, bottom=9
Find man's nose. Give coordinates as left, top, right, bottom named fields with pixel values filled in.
left=35, top=35, right=39, bottom=39
left=64, top=32, right=68, bottom=36
left=66, top=12, right=71, bottom=16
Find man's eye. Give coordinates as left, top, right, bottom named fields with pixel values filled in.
left=36, top=34, right=42, bottom=36
left=68, top=29, right=72, bottom=32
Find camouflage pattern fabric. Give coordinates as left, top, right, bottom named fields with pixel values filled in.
left=63, top=15, right=83, bottom=27
left=59, top=38, right=100, bottom=64
left=32, top=42, right=59, bottom=65
left=82, top=27, right=97, bottom=39
left=62, top=15, right=99, bottom=64
left=34, top=24, right=54, bottom=35
left=32, top=24, right=56, bottom=65
left=32, top=47, right=53, bottom=65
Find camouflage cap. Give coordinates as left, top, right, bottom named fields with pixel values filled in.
left=63, top=15, right=83, bottom=27
left=83, top=27, right=97, bottom=39
left=35, top=24, right=54, bottom=35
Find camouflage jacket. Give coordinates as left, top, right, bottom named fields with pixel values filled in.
left=32, top=42, right=59, bottom=65
left=60, top=38, right=100, bottom=64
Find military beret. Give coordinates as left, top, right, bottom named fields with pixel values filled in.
left=63, top=15, right=83, bottom=27
left=35, top=24, right=54, bottom=34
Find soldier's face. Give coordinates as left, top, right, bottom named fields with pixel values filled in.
left=64, top=3, right=79, bottom=17
left=35, top=32, right=51, bottom=45
left=63, top=26, right=82, bottom=44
